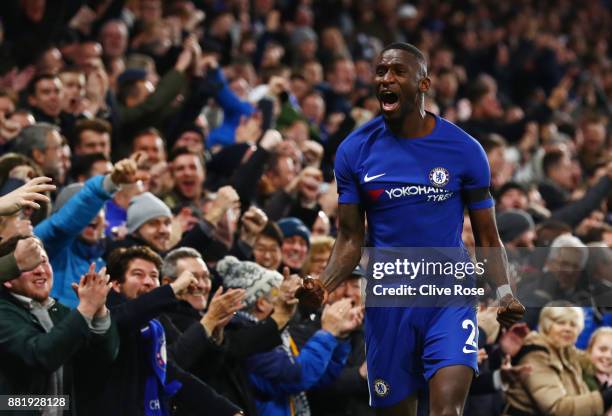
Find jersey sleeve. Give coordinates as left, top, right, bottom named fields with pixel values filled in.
left=334, top=143, right=361, bottom=204
left=462, top=139, right=494, bottom=210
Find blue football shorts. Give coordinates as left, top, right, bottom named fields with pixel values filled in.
left=364, top=306, right=479, bottom=408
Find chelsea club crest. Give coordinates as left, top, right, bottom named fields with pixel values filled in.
left=429, top=167, right=449, bottom=187
left=373, top=379, right=391, bottom=397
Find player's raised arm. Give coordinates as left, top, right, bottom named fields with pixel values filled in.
left=468, top=206, right=525, bottom=328
left=320, top=203, right=365, bottom=293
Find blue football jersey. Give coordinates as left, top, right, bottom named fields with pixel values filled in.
left=335, top=113, right=493, bottom=248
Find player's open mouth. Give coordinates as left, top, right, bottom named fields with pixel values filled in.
left=380, top=91, right=400, bottom=112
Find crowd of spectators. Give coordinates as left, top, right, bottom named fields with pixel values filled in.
left=0, top=0, right=610, bottom=415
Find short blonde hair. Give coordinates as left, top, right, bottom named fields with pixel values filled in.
left=309, top=236, right=335, bottom=255
left=587, top=327, right=612, bottom=352
left=539, top=301, right=584, bottom=335
left=302, top=236, right=335, bottom=275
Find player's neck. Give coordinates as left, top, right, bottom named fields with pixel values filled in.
left=388, top=110, right=434, bottom=139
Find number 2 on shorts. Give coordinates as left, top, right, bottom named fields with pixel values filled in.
left=462, top=319, right=478, bottom=354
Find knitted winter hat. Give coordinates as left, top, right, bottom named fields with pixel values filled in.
left=497, top=209, right=535, bottom=243
left=126, top=192, right=172, bottom=234
left=277, top=217, right=311, bottom=247
left=217, top=255, right=283, bottom=309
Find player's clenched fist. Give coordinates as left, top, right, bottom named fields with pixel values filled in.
left=497, top=294, right=526, bottom=328
left=295, top=276, right=326, bottom=310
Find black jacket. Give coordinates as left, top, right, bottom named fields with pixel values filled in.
left=160, top=301, right=226, bottom=384
left=89, top=286, right=240, bottom=416
left=163, top=308, right=284, bottom=416
left=30, top=108, right=78, bottom=145
left=538, top=179, right=570, bottom=212
left=549, top=176, right=612, bottom=227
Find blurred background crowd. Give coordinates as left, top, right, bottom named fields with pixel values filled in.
left=0, top=0, right=610, bottom=415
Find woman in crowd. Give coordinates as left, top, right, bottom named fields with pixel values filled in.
left=584, top=327, right=612, bottom=416
left=504, top=302, right=612, bottom=415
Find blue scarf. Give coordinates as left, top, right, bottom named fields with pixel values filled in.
left=141, top=319, right=182, bottom=416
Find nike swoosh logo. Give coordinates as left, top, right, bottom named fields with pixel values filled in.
left=364, top=173, right=386, bottom=182
left=462, top=347, right=478, bottom=354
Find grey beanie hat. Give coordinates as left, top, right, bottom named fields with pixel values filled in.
left=52, top=183, right=84, bottom=214
left=217, top=255, right=283, bottom=309
left=497, top=209, right=535, bottom=243
left=126, top=192, right=172, bottom=234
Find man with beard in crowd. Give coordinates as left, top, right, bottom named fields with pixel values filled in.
left=0, top=236, right=119, bottom=415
